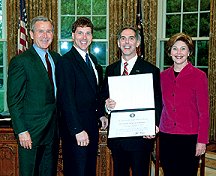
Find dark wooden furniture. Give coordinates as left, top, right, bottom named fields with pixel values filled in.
left=0, top=128, right=19, bottom=176
left=97, top=130, right=114, bottom=176
left=0, top=125, right=113, bottom=176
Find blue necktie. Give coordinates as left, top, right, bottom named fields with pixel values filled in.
left=85, top=53, right=97, bottom=85
left=85, top=53, right=93, bottom=70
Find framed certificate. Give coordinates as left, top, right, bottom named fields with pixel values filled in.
left=108, top=73, right=155, bottom=138
left=108, top=110, right=155, bottom=138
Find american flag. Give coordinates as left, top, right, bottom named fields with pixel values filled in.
left=17, top=0, right=28, bottom=54
left=136, top=0, right=144, bottom=58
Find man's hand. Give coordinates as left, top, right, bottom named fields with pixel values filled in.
left=100, top=116, right=108, bottom=130
left=18, top=131, right=32, bottom=149
left=105, top=98, right=116, bottom=111
left=75, top=131, right=90, bottom=146
left=143, top=126, right=159, bottom=139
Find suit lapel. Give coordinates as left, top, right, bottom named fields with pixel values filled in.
left=130, top=58, right=143, bottom=75
left=113, top=61, right=122, bottom=76
left=72, top=47, right=97, bottom=93
left=28, top=47, right=51, bottom=86
left=49, top=52, right=58, bottom=65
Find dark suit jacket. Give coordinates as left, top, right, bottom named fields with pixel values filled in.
left=56, top=46, right=103, bottom=143
left=7, top=46, right=61, bottom=146
left=101, top=57, right=162, bottom=151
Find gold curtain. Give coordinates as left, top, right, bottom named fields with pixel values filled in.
left=209, top=0, right=216, bottom=141
left=7, top=0, right=58, bottom=62
left=142, top=0, right=157, bottom=65
left=109, top=0, right=137, bottom=64
left=109, top=0, right=157, bottom=65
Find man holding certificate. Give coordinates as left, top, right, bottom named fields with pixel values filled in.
left=100, top=27, right=162, bottom=176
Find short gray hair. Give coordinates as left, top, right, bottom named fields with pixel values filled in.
left=30, top=16, right=54, bottom=32
left=117, top=27, right=141, bottom=42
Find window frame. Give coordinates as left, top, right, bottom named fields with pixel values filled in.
left=57, top=0, right=109, bottom=68
left=0, top=0, right=8, bottom=112
left=156, top=0, right=210, bottom=72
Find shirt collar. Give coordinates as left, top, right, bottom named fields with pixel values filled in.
left=33, top=44, right=49, bottom=59
left=74, top=45, right=88, bottom=60
left=121, top=54, right=138, bottom=67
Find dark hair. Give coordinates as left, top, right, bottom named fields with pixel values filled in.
left=72, top=17, right=94, bottom=33
left=166, top=32, right=194, bottom=57
left=30, top=16, right=54, bottom=32
left=117, top=26, right=141, bottom=41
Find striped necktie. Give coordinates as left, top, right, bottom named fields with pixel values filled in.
left=122, top=62, right=129, bottom=75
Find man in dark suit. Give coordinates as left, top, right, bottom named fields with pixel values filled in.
left=101, top=27, right=162, bottom=176
left=7, top=16, right=60, bottom=176
left=56, top=17, right=107, bottom=176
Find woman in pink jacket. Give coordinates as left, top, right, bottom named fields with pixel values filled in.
left=159, top=33, right=209, bottom=176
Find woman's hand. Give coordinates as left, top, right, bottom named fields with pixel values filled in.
left=195, top=143, right=206, bottom=156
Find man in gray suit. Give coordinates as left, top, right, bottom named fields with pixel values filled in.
left=7, top=16, right=61, bottom=176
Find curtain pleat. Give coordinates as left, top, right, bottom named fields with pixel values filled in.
left=143, top=0, right=157, bottom=65
left=109, top=0, right=157, bottom=65
left=209, top=0, right=216, bottom=141
left=7, top=1, right=19, bottom=63
left=109, top=0, right=137, bottom=64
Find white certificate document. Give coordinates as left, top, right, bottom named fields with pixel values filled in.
left=108, top=73, right=155, bottom=110
left=108, top=110, right=155, bottom=138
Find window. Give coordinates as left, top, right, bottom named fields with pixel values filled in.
left=157, top=0, right=210, bottom=74
left=58, top=0, right=109, bottom=71
left=0, top=0, right=7, bottom=112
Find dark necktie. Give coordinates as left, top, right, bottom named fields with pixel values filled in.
left=45, top=53, right=54, bottom=89
left=85, top=53, right=97, bottom=86
left=85, top=53, right=96, bottom=75
left=122, top=62, right=129, bottom=75
left=85, top=53, right=93, bottom=70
